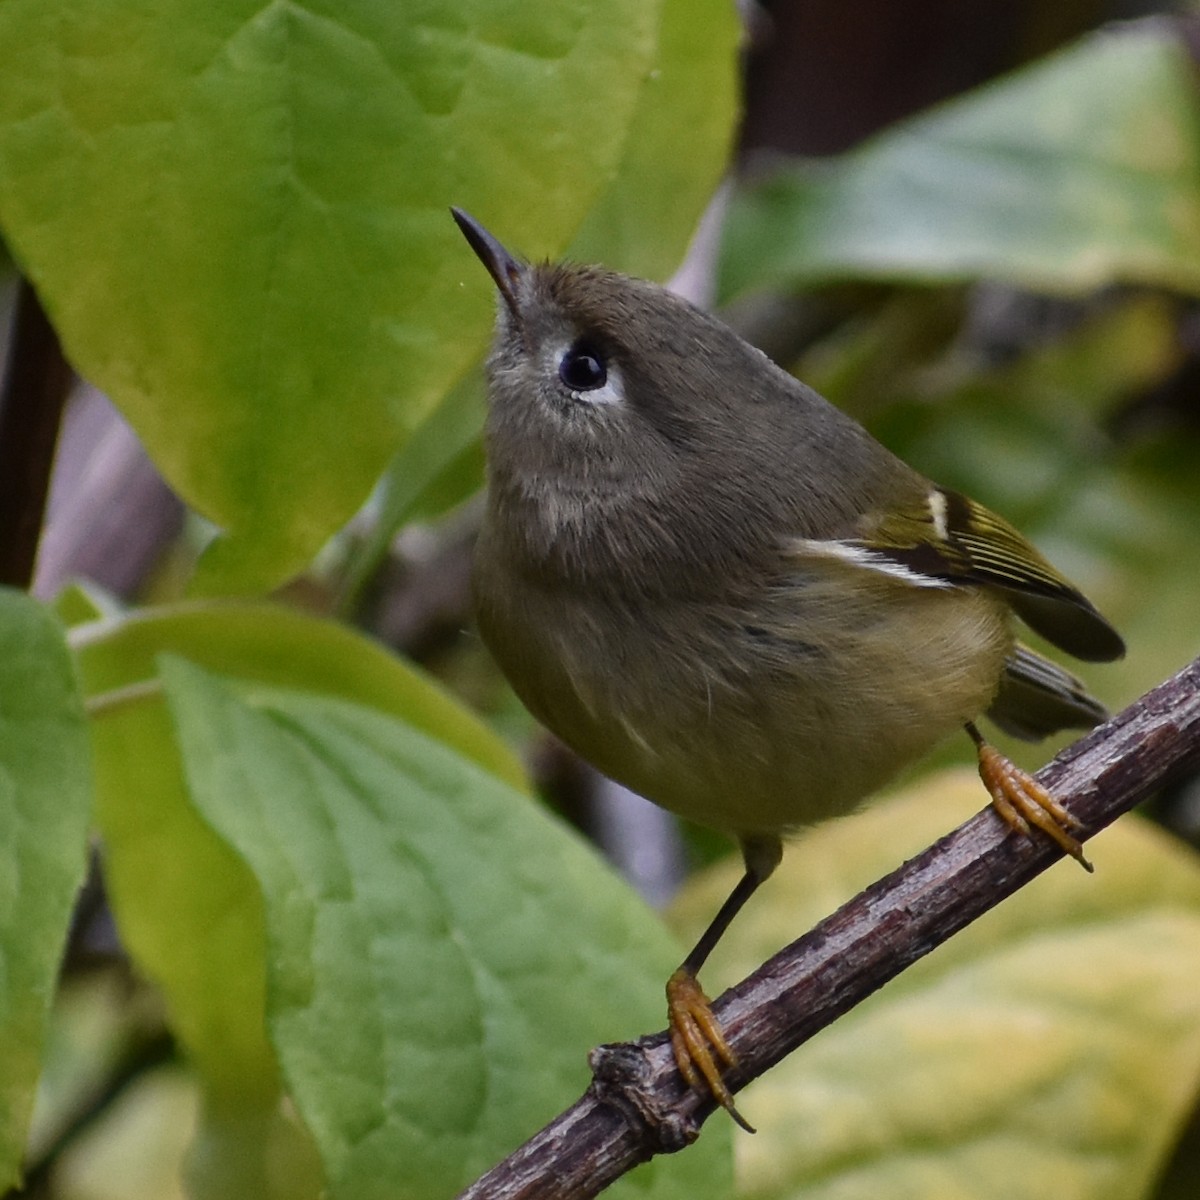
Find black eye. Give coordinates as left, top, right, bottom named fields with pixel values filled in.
left=558, top=342, right=607, bottom=391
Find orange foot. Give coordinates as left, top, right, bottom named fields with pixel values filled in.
left=976, top=740, right=1092, bottom=872
left=666, top=967, right=755, bottom=1132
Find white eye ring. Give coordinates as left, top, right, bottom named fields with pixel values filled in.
left=555, top=343, right=624, bottom=406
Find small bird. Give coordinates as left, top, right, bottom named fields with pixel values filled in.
left=451, top=207, right=1123, bottom=1129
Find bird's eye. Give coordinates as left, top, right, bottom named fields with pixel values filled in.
left=558, top=342, right=607, bottom=392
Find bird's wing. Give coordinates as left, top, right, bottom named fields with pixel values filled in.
left=854, top=485, right=1124, bottom=663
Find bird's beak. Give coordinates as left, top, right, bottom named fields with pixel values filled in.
left=451, top=207, right=525, bottom=317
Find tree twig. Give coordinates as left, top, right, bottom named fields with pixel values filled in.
left=0, top=278, right=74, bottom=590
left=32, top=384, right=184, bottom=601
left=458, top=653, right=1200, bottom=1199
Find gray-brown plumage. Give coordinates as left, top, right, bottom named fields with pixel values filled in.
left=453, top=207, right=1122, bottom=1127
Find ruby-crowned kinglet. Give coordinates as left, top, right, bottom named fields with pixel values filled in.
left=451, top=207, right=1123, bottom=1129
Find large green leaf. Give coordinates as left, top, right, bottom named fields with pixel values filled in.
left=0, top=591, right=92, bottom=1188
left=0, top=0, right=736, bottom=593
left=86, top=662, right=318, bottom=1198
left=671, top=772, right=1200, bottom=1200
left=79, top=601, right=526, bottom=1196
left=160, top=657, right=731, bottom=1200
left=722, top=23, right=1200, bottom=299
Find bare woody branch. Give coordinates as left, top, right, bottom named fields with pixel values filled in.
left=0, top=279, right=74, bottom=590
left=458, top=653, right=1200, bottom=1200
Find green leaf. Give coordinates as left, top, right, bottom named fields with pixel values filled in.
left=565, top=0, right=740, bottom=278
left=160, top=657, right=731, bottom=1200
left=185, top=1097, right=325, bottom=1200
left=79, top=601, right=522, bottom=1195
left=87, top=680, right=326, bottom=1198
left=0, top=0, right=736, bottom=593
left=0, top=590, right=92, bottom=1188
left=671, top=772, right=1200, bottom=1200
left=1099, top=438, right=1200, bottom=713
left=345, top=0, right=743, bottom=595
left=50, top=581, right=117, bottom=629
left=89, top=695, right=279, bottom=1100
left=71, top=600, right=524, bottom=788
left=722, top=23, right=1200, bottom=299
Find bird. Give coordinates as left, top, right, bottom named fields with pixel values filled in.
left=451, top=206, right=1123, bottom=1129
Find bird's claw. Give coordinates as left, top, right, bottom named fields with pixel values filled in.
left=666, top=967, right=755, bottom=1132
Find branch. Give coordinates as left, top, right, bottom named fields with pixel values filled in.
left=32, top=384, right=184, bottom=600
left=0, top=278, right=74, bottom=590
left=458, top=654, right=1200, bottom=1199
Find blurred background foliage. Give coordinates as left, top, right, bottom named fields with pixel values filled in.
left=3, top=1, right=1200, bottom=1198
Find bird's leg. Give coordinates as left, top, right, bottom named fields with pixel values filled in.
left=966, top=722, right=1092, bottom=872
left=667, top=874, right=758, bottom=1131
left=667, top=835, right=781, bottom=1132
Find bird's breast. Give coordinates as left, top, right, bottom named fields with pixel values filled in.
left=473, top=538, right=1012, bottom=838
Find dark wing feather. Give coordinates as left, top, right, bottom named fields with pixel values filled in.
left=861, top=487, right=1125, bottom=663
left=989, top=644, right=1108, bottom=740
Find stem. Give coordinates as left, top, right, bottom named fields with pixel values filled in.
left=0, top=278, right=73, bottom=590
left=83, top=678, right=164, bottom=719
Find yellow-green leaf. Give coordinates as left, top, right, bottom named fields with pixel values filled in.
left=0, top=0, right=737, bottom=592
left=71, top=600, right=524, bottom=789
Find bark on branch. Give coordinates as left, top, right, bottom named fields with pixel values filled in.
left=458, top=653, right=1200, bottom=1200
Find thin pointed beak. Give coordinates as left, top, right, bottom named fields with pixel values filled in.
left=451, top=207, right=525, bottom=316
